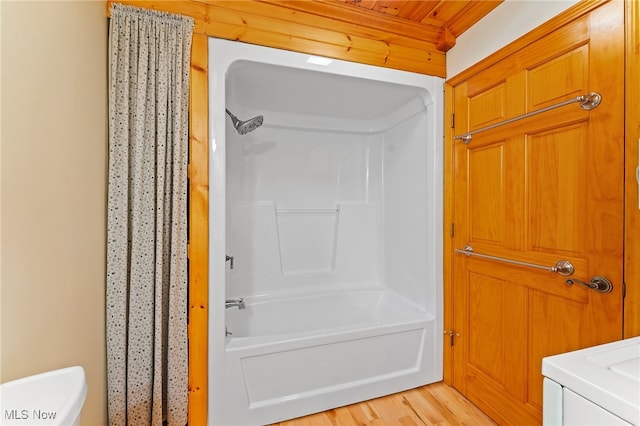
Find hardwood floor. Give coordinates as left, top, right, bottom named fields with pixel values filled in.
left=271, top=382, right=496, bottom=426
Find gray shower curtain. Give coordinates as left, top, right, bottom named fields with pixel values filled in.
left=106, top=4, right=193, bottom=425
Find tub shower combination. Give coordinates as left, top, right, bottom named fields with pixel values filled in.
left=209, top=38, right=444, bottom=425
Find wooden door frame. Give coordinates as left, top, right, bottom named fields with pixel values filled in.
left=443, top=0, right=640, bottom=386
left=188, top=33, right=209, bottom=423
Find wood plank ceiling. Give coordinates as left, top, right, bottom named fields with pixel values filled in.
left=340, top=0, right=503, bottom=46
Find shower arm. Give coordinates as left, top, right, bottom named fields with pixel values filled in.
left=225, top=108, right=240, bottom=126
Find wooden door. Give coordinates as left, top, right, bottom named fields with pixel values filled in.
left=448, top=2, right=624, bottom=425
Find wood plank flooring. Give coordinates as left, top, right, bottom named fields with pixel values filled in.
left=271, top=382, right=496, bottom=426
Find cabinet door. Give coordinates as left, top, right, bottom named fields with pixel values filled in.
left=563, top=389, right=631, bottom=426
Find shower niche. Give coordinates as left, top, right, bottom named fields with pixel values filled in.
left=209, top=38, right=443, bottom=425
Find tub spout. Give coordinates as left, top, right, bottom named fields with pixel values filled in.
left=225, top=298, right=246, bottom=309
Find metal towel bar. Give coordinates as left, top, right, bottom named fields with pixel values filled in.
left=454, top=92, right=602, bottom=144
left=455, top=245, right=574, bottom=276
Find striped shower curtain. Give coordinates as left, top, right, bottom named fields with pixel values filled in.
left=106, top=4, right=193, bottom=425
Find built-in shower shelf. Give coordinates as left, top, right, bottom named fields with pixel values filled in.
left=275, top=206, right=340, bottom=275
left=276, top=208, right=339, bottom=214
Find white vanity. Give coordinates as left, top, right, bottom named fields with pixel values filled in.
left=542, top=337, right=640, bottom=425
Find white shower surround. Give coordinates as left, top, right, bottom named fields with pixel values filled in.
left=209, top=38, right=443, bottom=425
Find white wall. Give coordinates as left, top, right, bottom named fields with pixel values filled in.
left=0, top=1, right=107, bottom=425
left=447, top=0, right=579, bottom=78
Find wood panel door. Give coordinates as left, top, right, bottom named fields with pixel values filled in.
left=449, top=2, right=624, bottom=425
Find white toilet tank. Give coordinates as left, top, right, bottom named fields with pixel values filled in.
left=0, top=366, right=87, bottom=425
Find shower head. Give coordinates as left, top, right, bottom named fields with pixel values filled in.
left=225, top=108, right=264, bottom=135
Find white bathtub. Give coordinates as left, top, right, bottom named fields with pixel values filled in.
left=226, top=289, right=428, bottom=341
left=220, top=288, right=439, bottom=425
